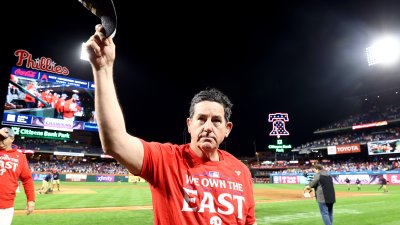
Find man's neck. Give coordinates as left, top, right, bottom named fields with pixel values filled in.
left=191, top=145, right=220, bottom=161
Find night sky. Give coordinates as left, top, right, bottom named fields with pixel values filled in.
left=3, top=0, right=400, bottom=157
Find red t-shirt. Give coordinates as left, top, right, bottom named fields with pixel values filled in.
left=24, top=83, right=36, bottom=103
left=63, top=99, right=81, bottom=119
left=0, top=149, right=35, bottom=208
left=140, top=141, right=256, bottom=225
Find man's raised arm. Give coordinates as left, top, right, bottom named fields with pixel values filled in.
left=84, top=25, right=144, bottom=175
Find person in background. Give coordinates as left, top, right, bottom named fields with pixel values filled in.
left=15, top=180, right=22, bottom=193
left=24, top=81, right=38, bottom=108
left=355, top=178, right=361, bottom=191
left=51, top=169, right=61, bottom=191
left=7, top=75, right=19, bottom=105
left=0, top=127, right=35, bottom=225
left=63, top=94, right=81, bottom=121
left=304, top=164, right=336, bottom=225
left=84, top=24, right=257, bottom=225
left=88, top=111, right=97, bottom=123
left=55, top=93, right=68, bottom=119
left=39, top=171, right=52, bottom=194
left=51, top=92, right=59, bottom=109
left=345, top=177, right=350, bottom=191
left=378, top=176, right=388, bottom=193
left=38, top=89, right=50, bottom=108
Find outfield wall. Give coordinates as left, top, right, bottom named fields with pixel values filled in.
left=270, top=171, right=400, bottom=185
left=31, top=172, right=145, bottom=183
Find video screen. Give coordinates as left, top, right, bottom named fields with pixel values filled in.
left=2, top=66, right=98, bottom=132
left=367, top=139, right=400, bottom=155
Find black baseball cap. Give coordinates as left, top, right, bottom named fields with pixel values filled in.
left=78, top=0, right=117, bottom=38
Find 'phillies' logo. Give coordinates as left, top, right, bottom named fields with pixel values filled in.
left=14, top=49, right=69, bottom=76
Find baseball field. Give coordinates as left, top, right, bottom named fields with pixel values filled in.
left=12, top=182, right=400, bottom=225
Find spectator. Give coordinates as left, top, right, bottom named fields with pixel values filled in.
left=355, top=178, right=361, bottom=191
left=378, top=176, right=388, bottom=193
left=0, top=127, right=35, bottom=225
left=345, top=177, right=350, bottom=191
left=63, top=94, right=81, bottom=121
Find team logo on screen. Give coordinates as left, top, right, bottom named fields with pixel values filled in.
left=268, top=113, right=290, bottom=138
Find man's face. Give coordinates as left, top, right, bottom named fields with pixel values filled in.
left=0, top=128, right=14, bottom=150
left=187, top=101, right=232, bottom=152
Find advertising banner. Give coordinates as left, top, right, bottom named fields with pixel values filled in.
left=327, top=143, right=361, bottom=155
left=367, top=139, right=400, bottom=155
left=96, top=175, right=115, bottom=182
left=278, top=176, right=299, bottom=184
left=66, top=174, right=87, bottom=182
left=32, top=173, right=48, bottom=181
left=386, top=174, right=400, bottom=185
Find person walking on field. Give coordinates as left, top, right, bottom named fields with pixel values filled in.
left=0, top=127, right=35, bottom=225
left=378, top=176, right=388, bottom=193
left=304, top=164, right=336, bottom=225
left=345, top=177, right=350, bottom=191
left=84, top=24, right=257, bottom=225
left=355, top=178, right=361, bottom=191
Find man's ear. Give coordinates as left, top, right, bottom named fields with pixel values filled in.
left=186, top=118, right=191, bottom=133
left=225, top=122, right=233, bottom=138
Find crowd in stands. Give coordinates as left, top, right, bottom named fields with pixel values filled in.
left=14, top=138, right=104, bottom=154
left=293, top=127, right=400, bottom=151
left=28, top=158, right=129, bottom=175
left=317, top=104, right=400, bottom=131
left=251, top=160, right=399, bottom=174
left=29, top=157, right=398, bottom=178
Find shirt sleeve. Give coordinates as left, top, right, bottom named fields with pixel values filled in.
left=139, top=140, right=176, bottom=186
left=308, top=173, right=320, bottom=189
left=19, top=154, right=35, bottom=202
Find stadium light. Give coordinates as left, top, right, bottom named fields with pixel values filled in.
left=80, top=42, right=89, bottom=61
left=366, top=36, right=400, bottom=66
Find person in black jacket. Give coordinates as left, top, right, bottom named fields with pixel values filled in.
left=304, top=164, right=336, bottom=225
left=378, top=176, right=388, bottom=193
left=345, top=177, right=350, bottom=191
left=355, top=178, right=361, bottom=191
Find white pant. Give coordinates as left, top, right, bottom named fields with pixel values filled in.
left=0, top=207, right=14, bottom=225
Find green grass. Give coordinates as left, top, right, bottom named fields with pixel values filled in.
left=12, top=182, right=400, bottom=225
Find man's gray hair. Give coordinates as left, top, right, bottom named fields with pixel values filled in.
left=3, top=127, right=15, bottom=137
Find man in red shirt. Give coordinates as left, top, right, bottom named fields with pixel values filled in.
left=0, top=127, right=35, bottom=225
left=63, top=94, right=81, bottom=121
left=24, top=81, right=38, bottom=108
left=55, top=93, right=68, bottom=119
left=84, top=25, right=257, bottom=225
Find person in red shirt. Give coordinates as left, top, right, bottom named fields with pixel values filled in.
left=24, top=81, right=38, bottom=108
left=38, top=89, right=51, bottom=108
left=55, top=93, right=68, bottom=119
left=84, top=25, right=257, bottom=225
left=51, top=93, right=59, bottom=109
left=0, top=127, right=35, bottom=225
left=63, top=94, right=81, bottom=121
